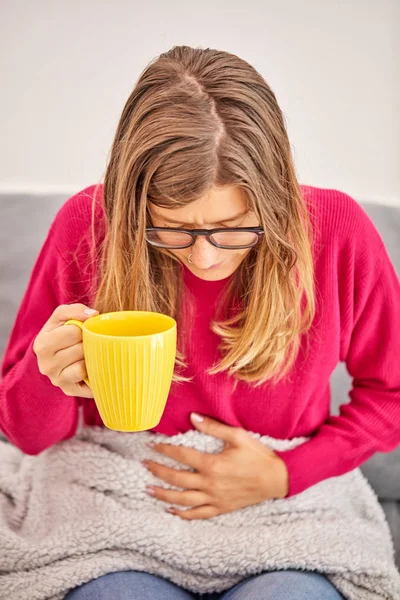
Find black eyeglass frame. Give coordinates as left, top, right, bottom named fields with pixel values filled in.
left=145, top=226, right=264, bottom=250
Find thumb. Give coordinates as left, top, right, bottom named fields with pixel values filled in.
left=190, top=413, right=242, bottom=446
left=43, top=303, right=98, bottom=332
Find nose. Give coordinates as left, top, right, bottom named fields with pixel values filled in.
left=189, top=236, right=221, bottom=270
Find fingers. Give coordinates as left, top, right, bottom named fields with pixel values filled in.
left=150, top=443, right=208, bottom=472
left=169, top=505, right=219, bottom=521
left=39, top=341, right=84, bottom=382
left=143, top=460, right=203, bottom=490
left=190, top=413, right=247, bottom=447
left=42, top=304, right=98, bottom=333
left=33, top=303, right=98, bottom=399
left=36, top=327, right=83, bottom=358
left=54, top=341, right=84, bottom=366
left=146, top=486, right=210, bottom=507
left=60, top=381, right=94, bottom=399
left=58, top=359, right=88, bottom=385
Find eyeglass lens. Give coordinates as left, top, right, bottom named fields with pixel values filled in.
left=146, top=229, right=259, bottom=249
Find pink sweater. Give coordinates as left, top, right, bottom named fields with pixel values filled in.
left=1, top=184, right=399, bottom=497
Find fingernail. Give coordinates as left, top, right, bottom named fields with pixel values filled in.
left=142, top=460, right=149, bottom=468
left=166, top=507, right=176, bottom=514
left=146, top=486, right=156, bottom=496
left=191, top=412, right=204, bottom=422
left=83, top=308, right=97, bottom=315
left=147, top=442, right=156, bottom=449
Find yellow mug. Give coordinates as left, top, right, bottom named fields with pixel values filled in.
left=64, top=311, right=177, bottom=432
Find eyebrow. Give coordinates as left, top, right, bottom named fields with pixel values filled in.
left=152, top=209, right=249, bottom=227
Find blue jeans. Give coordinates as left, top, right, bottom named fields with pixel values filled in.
left=65, top=570, right=344, bottom=599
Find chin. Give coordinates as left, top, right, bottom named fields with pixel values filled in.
left=192, top=263, right=236, bottom=281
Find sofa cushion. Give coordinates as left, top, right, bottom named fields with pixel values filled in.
left=0, top=194, right=67, bottom=359
left=329, top=203, right=400, bottom=501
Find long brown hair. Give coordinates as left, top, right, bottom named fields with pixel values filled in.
left=92, top=45, right=316, bottom=386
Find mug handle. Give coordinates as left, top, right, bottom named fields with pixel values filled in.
left=64, top=319, right=91, bottom=388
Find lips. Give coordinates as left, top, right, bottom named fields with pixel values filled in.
left=206, top=260, right=224, bottom=270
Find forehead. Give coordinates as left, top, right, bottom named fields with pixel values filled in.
left=148, top=185, right=249, bottom=224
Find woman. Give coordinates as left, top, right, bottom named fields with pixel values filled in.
left=1, top=45, right=399, bottom=600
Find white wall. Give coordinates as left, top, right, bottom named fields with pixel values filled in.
left=0, top=0, right=399, bottom=206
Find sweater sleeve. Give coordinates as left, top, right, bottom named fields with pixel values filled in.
left=275, top=224, right=400, bottom=497
left=0, top=191, right=97, bottom=454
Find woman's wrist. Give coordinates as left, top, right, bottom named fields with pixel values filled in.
left=271, top=454, right=289, bottom=499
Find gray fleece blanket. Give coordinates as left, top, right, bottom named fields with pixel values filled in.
left=0, top=427, right=399, bottom=600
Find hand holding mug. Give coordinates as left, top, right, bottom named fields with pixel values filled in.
left=34, top=306, right=177, bottom=432
left=33, top=304, right=98, bottom=399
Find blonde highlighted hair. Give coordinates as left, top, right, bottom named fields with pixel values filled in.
left=92, top=45, right=316, bottom=386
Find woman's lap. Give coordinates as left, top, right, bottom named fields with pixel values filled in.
left=220, top=570, right=344, bottom=599
left=65, top=569, right=344, bottom=600
left=65, top=570, right=194, bottom=600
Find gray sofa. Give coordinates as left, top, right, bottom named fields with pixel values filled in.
left=1, top=192, right=399, bottom=567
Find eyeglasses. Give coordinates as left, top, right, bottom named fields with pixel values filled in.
left=145, top=226, right=264, bottom=250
